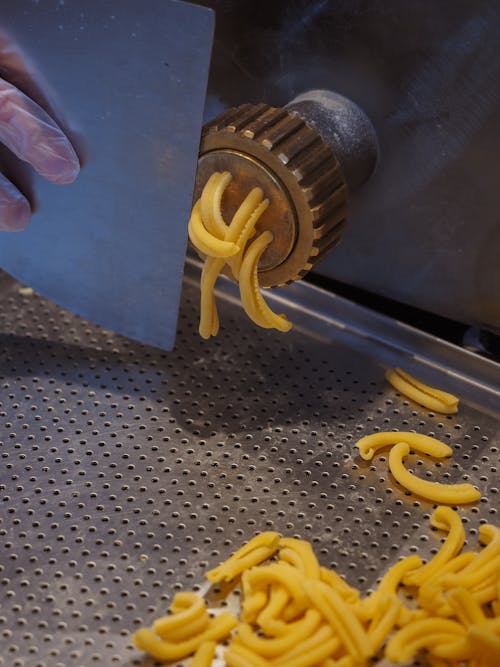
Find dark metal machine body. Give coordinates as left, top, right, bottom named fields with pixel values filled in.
left=199, top=0, right=500, bottom=335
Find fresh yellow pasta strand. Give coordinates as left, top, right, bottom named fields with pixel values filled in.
left=258, top=602, right=320, bottom=640
left=385, top=368, right=459, bottom=414
left=256, top=585, right=289, bottom=636
left=200, top=171, right=230, bottom=237
left=270, top=625, right=336, bottom=663
left=225, top=645, right=269, bottom=667
left=280, top=598, right=309, bottom=623
left=153, top=592, right=207, bottom=637
left=227, top=198, right=269, bottom=281
left=188, top=640, right=217, bottom=667
left=239, top=231, right=292, bottom=332
left=278, top=538, right=321, bottom=579
left=404, top=507, right=465, bottom=586
left=303, top=580, right=372, bottom=661
left=207, top=532, right=280, bottom=583
left=319, top=567, right=360, bottom=604
left=199, top=256, right=224, bottom=339
left=226, top=643, right=270, bottom=667
left=471, top=581, right=499, bottom=605
left=385, top=618, right=466, bottom=663
left=169, top=591, right=204, bottom=612
left=245, top=562, right=309, bottom=609
left=272, top=633, right=340, bottom=667
left=441, top=555, right=500, bottom=593
left=355, top=431, right=453, bottom=461
left=201, top=171, right=232, bottom=238
left=396, top=607, right=429, bottom=627
left=446, top=587, right=487, bottom=626
left=418, top=551, right=477, bottom=611
left=388, top=441, right=480, bottom=504
left=467, top=625, right=500, bottom=664
left=242, top=589, right=269, bottom=624
left=133, top=611, right=238, bottom=662
left=356, top=555, right=422, bottom=620
left=164, top=612, right=210, bottom=642
left=189, top=200, right=239, bottom=258
left=392, top=368, right=459, bottom=409
left=236, top=609, right=322, bottom=657
left=210, top=546, right=279, bottom=583
left=226, top=188, right=265, bottom=242
left=367, top=594, right=401, bottom=653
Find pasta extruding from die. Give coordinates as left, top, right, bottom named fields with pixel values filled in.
left=385, top=367, right=459, bottom=414
left=132, top=508, right=500, bottom=666
left=189, top=171, right=293, bottom=338
left=388, top=441, right=481, bottom=505
left=238, top=230, right=291, bottom=332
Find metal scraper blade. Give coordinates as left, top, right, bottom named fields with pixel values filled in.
left=0, top=0, right=214, bottom=350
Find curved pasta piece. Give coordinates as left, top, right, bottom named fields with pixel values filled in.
left=245, top=562, right=309, bottom=609
left=133, top=612, right=238, bottom=662
left=242, top=589, right=268, bottom=624
left=447, top=587, right=487, bottom=627
left=153, top=592, right=207, bottom=638
left=196, top=185, right=269, bottom=338
left=273, top=631, right=340, bottom=667
left=356, top=555, right=422, bottom=620
left=236, top=610, right=322, bottom=657
left=256, top=585, right=289, bottom=636
left=278, top=537, right=321, bottom=579
left=226, top=191, right=269, bottom=280
left=271, top=625, right=336, bottom=663
left=206, top=532, right=280, bottom=583
left=224, top=643, right=269, bottom=667
left=404, top=507, right=465, bottom=586
left=199, top=257, right=224, bottom=339
left=303, top=580, right=372, bottom=662
left=200, top=171, right=232, bottom=238
left=418, top=551, right=477, bottom=612
left=388, top=441, right=481, bottom=504
left=188, top=640, right=217, bottom=667
left=385, top=618, right=465, bottom=663
left=386, top=368, right=459, bottom=414
left=367, top=594, right=401, bottom=652
left=319, top=567, right=359, bottom=605
left=189, top=201, right=239, bottom=258
left=355, top=431, right=453, bottom=461
left=239, top=231, right=292, bottom=332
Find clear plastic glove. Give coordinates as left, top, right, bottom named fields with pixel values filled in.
left=0, top=30, right=80, bottom=231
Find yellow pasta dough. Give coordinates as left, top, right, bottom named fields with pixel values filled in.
left=355, top=431, right=452, bottom=461
left=385, top=368, right=459, bottom=414
left=189, top=171, right=292, bottom=338
left=388, top=441, right=481, bottom=504
left=133, top=508, right=499, bottom=666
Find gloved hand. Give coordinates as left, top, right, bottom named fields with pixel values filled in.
left=0, top=30, right=80, bottom=231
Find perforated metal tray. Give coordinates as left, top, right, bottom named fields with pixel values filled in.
left=0, top=262, right=499, bottom=667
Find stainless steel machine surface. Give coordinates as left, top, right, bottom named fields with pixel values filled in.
left=199, top=0, right=500, bottom=336
left=0, top=264, right=499, bottom=666
left=0, top=0, right=214, bottom=350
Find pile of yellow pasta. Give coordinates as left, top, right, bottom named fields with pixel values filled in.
left=188, top=171, right=292, bottom=339
left=385, top=368, right=460, bottom=415
left=355, top=431, right=481, bottom=505
left=133, top=508, right=500, bottom=666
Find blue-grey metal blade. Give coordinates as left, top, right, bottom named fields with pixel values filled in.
left=0, top=0, right=213, bottom=350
